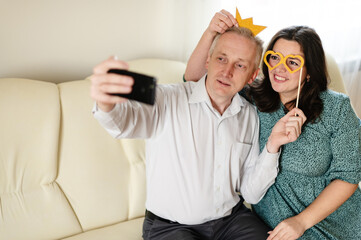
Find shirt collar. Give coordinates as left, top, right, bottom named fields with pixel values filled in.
left=188, top=75, right=209, bottom=104
left=188, top=74, right=246, bottom=116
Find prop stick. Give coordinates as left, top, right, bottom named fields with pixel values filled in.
left=295, top=67, right=303, bottom=115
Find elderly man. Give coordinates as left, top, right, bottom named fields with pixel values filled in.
left=91, top=26, right=305, bottom=240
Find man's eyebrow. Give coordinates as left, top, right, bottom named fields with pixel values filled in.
left=216, top=52, right=249, bottom=63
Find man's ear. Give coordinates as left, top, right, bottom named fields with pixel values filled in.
left=248, top=68, right=260, bottom=84
left=205, top=53, right=211, bottom=70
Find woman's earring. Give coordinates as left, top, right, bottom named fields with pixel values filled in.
left=306, top=75, right=310, bottom=82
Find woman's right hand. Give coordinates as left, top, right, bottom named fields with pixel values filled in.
left=206, top=9, right=238, bottom=37
left=266, top=108, right=307, bottom=153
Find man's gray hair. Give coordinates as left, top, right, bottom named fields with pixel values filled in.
left=209, top=27, right=264, bottom=71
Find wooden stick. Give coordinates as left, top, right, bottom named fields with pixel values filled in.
left=295, top=67, right=303, bottom=115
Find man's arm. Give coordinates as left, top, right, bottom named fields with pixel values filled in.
left=91, top=56, right=161, bottom=139
left=184, top=10, right=237, bottom=82
left=241, top=108, right=307, bottom=204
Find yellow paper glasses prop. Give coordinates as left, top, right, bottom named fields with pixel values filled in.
left=263, top=50, right=304, bottom=74
left=263, top=50, right=305, bottom=110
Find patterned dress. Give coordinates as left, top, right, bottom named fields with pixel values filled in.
left=253, top=90, right=361, bottom=239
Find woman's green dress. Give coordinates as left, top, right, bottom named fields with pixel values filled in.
left=253, top=90, right=361, bottom=239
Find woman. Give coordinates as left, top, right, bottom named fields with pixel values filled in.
left=185, top=10, right=361, bottom=240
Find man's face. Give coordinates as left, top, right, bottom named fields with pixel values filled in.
left=205, top=32, right=258, bottom=102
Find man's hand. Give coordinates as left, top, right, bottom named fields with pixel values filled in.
left=266, top=108, right=307, bottom=153
left=90, top=56, right=134, bottom=112
left=206, top=9, right=238, bottom=37
left=266, top=216, right=307, bottom=240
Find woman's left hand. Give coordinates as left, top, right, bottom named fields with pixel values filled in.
left=206, top=9, right=238, bottom=36
left=266, top=216, right=307, bottom=240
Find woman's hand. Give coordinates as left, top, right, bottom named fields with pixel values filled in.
left=267, top=216, right=307, bottom=240
left=206, top=9, right=238, bottom=37
left=266, top=108, right=307, bottom=153
left=185, top=9, right=237, bottom=82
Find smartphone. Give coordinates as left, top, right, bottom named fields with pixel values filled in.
left=107, top=69, right=157, bottom=105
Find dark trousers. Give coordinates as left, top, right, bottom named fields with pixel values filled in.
left=142, top=200, right=270, bottom=240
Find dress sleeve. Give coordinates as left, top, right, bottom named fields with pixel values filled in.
left=328, top=95, right=361, bottom=184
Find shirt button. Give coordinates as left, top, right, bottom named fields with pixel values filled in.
left=216, top=186, right=220, bottom=191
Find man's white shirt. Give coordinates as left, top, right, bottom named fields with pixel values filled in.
left=93, top=76, right=279, bottom=225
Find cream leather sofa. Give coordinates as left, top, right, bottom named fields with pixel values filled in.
left=0, top=56, right=353, bottom=240
left=0, top=59, right=185, bottom=240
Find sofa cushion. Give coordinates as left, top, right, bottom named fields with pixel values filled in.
left=62, top=217, right=144, bottom=240
left=0, top=78, right=81, bottom=240
left=57, top=79, right=147, bottom=231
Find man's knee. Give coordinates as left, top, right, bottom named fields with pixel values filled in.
left=216, top=206, right=271, bottom=239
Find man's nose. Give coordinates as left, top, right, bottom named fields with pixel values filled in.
left=222, top=63, right=234, bottom=77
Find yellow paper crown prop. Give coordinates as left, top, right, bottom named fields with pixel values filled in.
left=235, top=8, right=266, bottom=36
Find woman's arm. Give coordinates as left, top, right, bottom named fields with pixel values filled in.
left=184, top=10, right=237, bottom=82
left=267, top=180, right=359, bottom=240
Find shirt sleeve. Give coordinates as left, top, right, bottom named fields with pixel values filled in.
left=240, top=115, right=280, bottom=204
left=327, top=96, right=361, bottom=184
left=92, top=88, right=165, bottom=139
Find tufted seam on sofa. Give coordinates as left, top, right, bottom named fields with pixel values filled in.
left=55, top=84, right=84, bottom=233
left=118, top=139, right=146, bottom=220
left=55, top=179, right=84, bottom=231
left=54, top=83, right=84, bottom=235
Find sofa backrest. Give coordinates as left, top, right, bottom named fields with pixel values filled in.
left=0, top=78, right=82, bottom=239
left=326, top=53, right=347, bottom=94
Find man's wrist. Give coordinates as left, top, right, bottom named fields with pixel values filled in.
left=97, top=102, right=115, bottom=113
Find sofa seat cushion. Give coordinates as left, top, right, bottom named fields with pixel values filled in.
left=62, top=217, right=144, bottom=240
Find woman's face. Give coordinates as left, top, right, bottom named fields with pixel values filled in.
left=268, top=38, right=308, bottom=104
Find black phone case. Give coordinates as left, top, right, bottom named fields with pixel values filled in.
left=108, top=69, right=157, bottom=105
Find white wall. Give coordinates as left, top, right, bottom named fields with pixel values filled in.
left=0, top=0, right=214, bottom=83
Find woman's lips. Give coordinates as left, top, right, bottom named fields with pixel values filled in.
left=274, top=74, right=287, bottom=83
